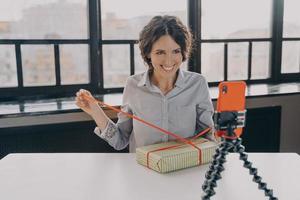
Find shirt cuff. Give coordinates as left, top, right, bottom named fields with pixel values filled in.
left=94, top=120, right=117, bottom=140
left=94, top=126, right=105, bottom=139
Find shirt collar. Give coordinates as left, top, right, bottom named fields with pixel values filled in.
left=137, top=70, right=150, bottom=87
left=137, top=69, right=186, bottom=88
left=174, top=69, right=185, bottom=89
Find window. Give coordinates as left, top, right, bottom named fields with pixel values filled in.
left=101, top=0, right=187, bottom=40
left=0, top=0, right=88, bottom=39
left=251, top=42, right=271, bottom=79
left=200, top=0, right=272, bottom=83
left=0, top=45, right=18, bottom=87
left=283, top=0, right=300, bottom=38
left=60, top=44, right=89, bottom=85
left=201, top=0, right=272, bottom=39
left=201, top=43, right=224, bottom=82
left=22, top=45, right=55, bottom=86
left=282, top=0, right=300, bottom=74
left=101, top=0, right=188, bottom=87
left=102, top=44, right=130, bottom=88
left=0, top=0, right=298, bottom=101
left=281, top=41, right=300, bottom=73
left=0, top=0, right=90, bottom=100
left=227, top=42, right=249, bottom=81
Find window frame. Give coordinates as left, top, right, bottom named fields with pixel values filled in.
left=280, top=0, right=300, bottom=81
left=192, top=0, right=300, bottom=87
left=0, top=0, right=299, bottom=101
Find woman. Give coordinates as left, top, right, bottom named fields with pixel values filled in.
left=76, top=15, right=216, bottom=152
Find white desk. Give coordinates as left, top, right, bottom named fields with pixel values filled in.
left=0, top=153, right=299, bottom=200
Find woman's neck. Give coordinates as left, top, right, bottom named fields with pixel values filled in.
left=150, top=71, right=178, bottom=95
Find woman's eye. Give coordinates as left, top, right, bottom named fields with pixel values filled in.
left=156, top=51, right=164, bottom=55
left=174, top=49, right=181, bottom=54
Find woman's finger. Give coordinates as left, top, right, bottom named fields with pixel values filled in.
left=83, top=101, right=89, bottom=108
left=75, top=97, right=85, bottom=106
left=79, top=89, right=92, bottom=97
left=75, top=101, right=83, bottom=108
left=84, top=90, right=91, bottom=96
left=77, top=100, right=89, bottom=108
left=80, top=89, right=88, bottom=96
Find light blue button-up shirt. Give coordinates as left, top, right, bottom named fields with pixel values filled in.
left=94, top=69, right=214, bottom=152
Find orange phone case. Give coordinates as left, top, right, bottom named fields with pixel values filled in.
left=216, top=81, right=246, bottom=137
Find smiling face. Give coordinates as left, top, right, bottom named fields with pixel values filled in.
left=149, top=35, right=183, bottom=79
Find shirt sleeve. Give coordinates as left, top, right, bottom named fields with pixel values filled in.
left=196, top=76, right=214, bottom=131
left=93, top=78, right=133, bottom=150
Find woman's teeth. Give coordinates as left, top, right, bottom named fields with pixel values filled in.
left=162, top=66, right=174, bottom=71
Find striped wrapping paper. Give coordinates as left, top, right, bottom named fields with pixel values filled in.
left=136, top=138, right=218, bottom=173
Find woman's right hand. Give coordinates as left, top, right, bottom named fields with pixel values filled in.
left=75, top=89, right=100, bottom=116
left=76, top=89, right=109, bottom=130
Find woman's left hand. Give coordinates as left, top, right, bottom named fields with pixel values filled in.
left=206, top=131, right=221, bottom=143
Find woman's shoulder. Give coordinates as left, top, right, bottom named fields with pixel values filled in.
left=181, top=70, right=207, bottom=84
left=125, top=71, right=147, bottom=87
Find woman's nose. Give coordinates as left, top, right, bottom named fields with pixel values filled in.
left=164, top=54, right=174, bottom=66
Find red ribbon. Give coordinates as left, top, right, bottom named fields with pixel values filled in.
left=146, top=127, right=211, bottom=169
left=82, top=94, right=212, bottom=167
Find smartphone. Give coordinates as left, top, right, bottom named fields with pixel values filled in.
left=216, top=81, right=246, bottom=137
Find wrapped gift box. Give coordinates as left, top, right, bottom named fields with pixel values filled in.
left=136, top=138, right=218, bottom=173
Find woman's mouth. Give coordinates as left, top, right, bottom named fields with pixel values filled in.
left=161, top=65, right=174, bottom=72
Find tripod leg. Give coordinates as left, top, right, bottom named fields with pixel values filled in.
left=201, top=140, right=233, bottom=200
left=233, top=138, right=278, bottom=200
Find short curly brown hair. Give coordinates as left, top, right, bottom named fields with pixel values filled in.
left=139, top=15, right=193, bottom=71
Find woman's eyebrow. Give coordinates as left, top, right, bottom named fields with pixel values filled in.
left=154, top=48, right=181, bottom=52
left=153, top=49, right=165, bottom=52
left=173, top=48, right=181, bottom=51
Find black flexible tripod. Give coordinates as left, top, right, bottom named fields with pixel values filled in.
left=201, top=111, right=278, bottom=200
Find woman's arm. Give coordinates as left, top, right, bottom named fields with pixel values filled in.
left=196, top=77, right=220, bottom=142
left=75, top=89, right=109, bottom=131
left=75, top=79, right=134, bottom=150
